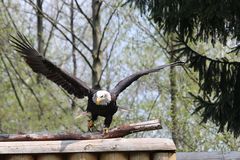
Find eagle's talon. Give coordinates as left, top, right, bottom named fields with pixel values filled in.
left=88, top=120, right=94, bottom=131
left=103, top=127, right=109, bottom=134
left=88, top=128, right=93, bottom=132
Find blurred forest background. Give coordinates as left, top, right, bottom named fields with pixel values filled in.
left=0, top=0, right=240, bottom=151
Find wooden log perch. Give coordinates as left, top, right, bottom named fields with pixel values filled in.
left=0, top=138, right=176, bottom=154
left=0, top=119, right=161, bottom=141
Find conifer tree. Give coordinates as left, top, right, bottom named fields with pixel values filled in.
left=127, top=0, right=240, bottom=137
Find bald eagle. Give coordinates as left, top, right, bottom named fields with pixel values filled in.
left=11, top=32, right=183, bottom=134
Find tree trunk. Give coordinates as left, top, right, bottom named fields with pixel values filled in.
left=170, top=49, right=178, bottom=147
left=36, top=0, right=44, bottom=116
left=70, top=0, right=77, bottom=77
left=91, top=0, right=102, bottom=89
left=36, top=0, right=44, bottom=85
left=37, top=0, right=43, bottom=56
left=70, top=0, right=77, bottom=109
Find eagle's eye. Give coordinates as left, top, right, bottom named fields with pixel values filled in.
left=100, top=95, right=104, bottom=98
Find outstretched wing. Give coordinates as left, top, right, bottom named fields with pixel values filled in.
left=11, top=32, right=91, bottom=98
left=110, top=62, right=183, bottom=97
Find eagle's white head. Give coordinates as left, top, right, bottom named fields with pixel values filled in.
left=92, top=90, right=111, bottom=106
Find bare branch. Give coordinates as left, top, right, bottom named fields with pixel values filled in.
left=47, top=24, right=93, bottom=71
left=97, top=7, right=118, bottom=58
left=43, top=1, right=64, bottom=56
left=4, top=54, right=43, bottom=115
left=0, top=55, right=24, bottom=111
left=74, top=0, right=93, bottom=28
left=147, top=92, right=161, bottom=120
left=129, top=14, right=169, bottom=57
left=42, top=10, right=92, bottom=53
left=0, top=120, right=162, bottom=141
left=1, top=0, right=19, bottom=32
left=97, top=18, right=120, bottom=84
left=27, top=0, right=93, bottom=54
left=26, top=0, right=94, bottom=72
left=40, top=84, right=69, bottom=114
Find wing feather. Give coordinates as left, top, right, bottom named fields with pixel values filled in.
left=11, top=32, right=91, bottom=99
left=110, top=62, right=184, bottom=97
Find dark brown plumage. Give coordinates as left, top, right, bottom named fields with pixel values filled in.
left=11, top=32, right=183, bottom=133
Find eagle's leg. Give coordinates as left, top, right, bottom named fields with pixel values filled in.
left=88, top=114, right=98, bottom=132
left=103, top=116, right=113, bottom=134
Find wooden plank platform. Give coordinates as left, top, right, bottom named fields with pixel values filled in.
left=0, top=138, right=176, bottom=160
left=0, top=138, right=175, bottom=154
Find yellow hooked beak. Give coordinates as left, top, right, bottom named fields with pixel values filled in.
left=96, top=98, right=102, bottom=105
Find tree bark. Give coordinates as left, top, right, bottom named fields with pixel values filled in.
left=170, top=52, right=179, bottom=147
left=37, top=0, right=43, bottom=56
left=36, top=0, right=44, bottom=116
left=0, top=120, right=161, bottom=141
left=70, top=0, right=77, bottom=77
left=36, top=0, right=44, bottom=86
left=70, top=0, right=77, bottom=110
left=91, top=0, right=102, bottom=89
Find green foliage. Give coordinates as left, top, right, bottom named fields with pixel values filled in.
left=127, top=0, right=240, bottom=137
left=172, top=37, right=240, bottom=137
left=127, top=0, right=240, bottom=44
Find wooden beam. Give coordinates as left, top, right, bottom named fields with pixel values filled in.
left=100, top=153, right=128, bottom=160
left=68, top=153, right=98, bottom=160
left=129, top=152, right=150, bottom=160
left=36, top=154, right=62, bottom=160
left=3, top=155, right=34, bottom=160
left=0, top=138, right=176, bottom=154
left=153, top=153, right=176, bottom=160
left=0, top=120, right=161, bottom=141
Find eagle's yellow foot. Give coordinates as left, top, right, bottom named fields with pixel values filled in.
left=88, top=120, right=94, bottom=131
left=103, top=127, right=109, bottom=134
